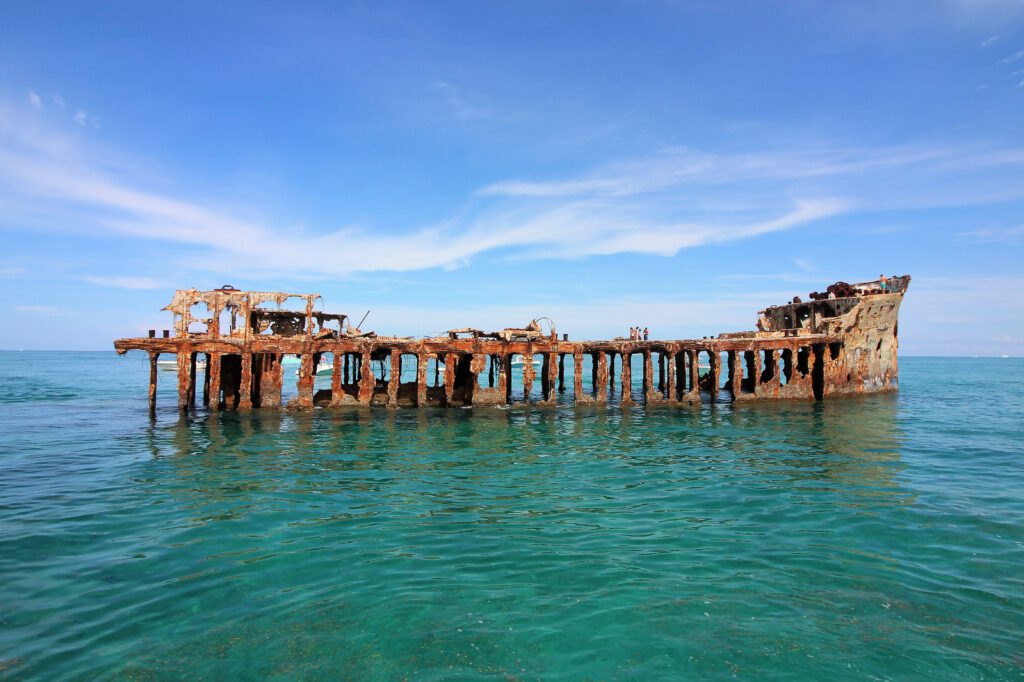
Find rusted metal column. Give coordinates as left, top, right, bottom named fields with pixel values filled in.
left=591, top=352, right=598, bottom=396
left=674, top=351, right=685, bottom=400
left=621, top=352, right=632, bottom=404
left=558, top=354, right=566, bottom=392
left=188, top=352, right=197, bottom=407
left=358, top=353, right=374, bottom=405
left=573, top=351, right=584, bottom=403
left=608, top=353, right=616, bottom=393
left=522, top=350, right=535, bottom=402
left=343, top=353, right=350, bottom=384
left=753, top=350, right=763, bottom=396
left=596, top=351, right=608, bottom=403
left=769, top=349, right=781, bottom=392
left=642, top=349, right=653, bottom=402
left=435, top=354, right=441, bottom=387
left=730, top=351, right=742, bottom=398
left=500, top=354, right=511, bottom=404
left=331, top=349, right=343, bottom=406
left=208, top=352, right=222, bottom=411
left=708, top=351, right=719, bottom=401
left=148, top=352, right=158, bottom=416
left=546, top=352, right=557, bottom=403
left=177, top=349, right=192, bottom=412
left=540, top=353, right=550, bottom=400
left=444, top=354, right=456, bottom=405
left=658, top=352, right=665, bottom=392
left=387, top=349, right=400, bottom=407
left=666, top=351, right=676, bottom=402
left=488, top=354, right=495, bottom=388
left=260, top=354, right=284, bottom=409
left=689, top=350, right=699, bottom=400
left=296, top=353, right=315, bottom=408
left=202, top=353, right=211, bottom=406
left=468, top=353, right=486, bottom=405
left=239, top=352, right=253, bottom=409
left=416, top=353, right=428, bottom=406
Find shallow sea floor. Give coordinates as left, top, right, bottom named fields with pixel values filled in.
left=1, top=353, right=1023, bottom=680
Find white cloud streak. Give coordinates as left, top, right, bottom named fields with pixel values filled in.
left=2, top=100, right=1024, bottom=281
left=434, top=81, right=490, bottom=121
left=28, top=92, right=41, bottom=109
left=82, top=275, right=163, bottom=289
left=14, top=305, right=65, bottom=315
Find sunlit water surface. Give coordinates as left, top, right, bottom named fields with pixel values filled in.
left=1, top=353, right=1022, bottom=679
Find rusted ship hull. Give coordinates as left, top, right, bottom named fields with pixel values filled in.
left=114, top=278, right=907, bottom=413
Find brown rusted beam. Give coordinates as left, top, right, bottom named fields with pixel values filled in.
left=416, top=353, right=428, bottom=406
left=208, top=353, right=222, bottom=411
left=663, top=350, right=671, bottom=399
left=202, top=352, right=211, bottom=406
left=595, top=351, right=608, bottom=403
left=239, top=352, right=253, bottom=409
left=522, top=350, right=535, bottom=403
left=657, top=352, right=665, bottom=393
left=688, top=350, right=699, bottom=403
left=608, top=352, right=615, bottom=394
left=498, top=353, right=509, bottom=403
left=330, top=349, right=344, bottom=407
left=296, top=353, right=315, bottom=408
left=443, top=353, right=456, bottom=405
left=358, top=353, right=374, bottom=405
left=387, top=349, right=400, bottom=407
left=642, top=349, right=653, bottom=403
left=149, top=352, right=158, bottom=416
left=177, top=349, right=191, bottom=412
left=188, top=352, right=197, bottom=407
left=730, top=350, right=741, bottom=400
left=621, top=352, right=632, bottom=404
left=540, top=353, right=550, bottom=400
left=573, top=351, right=584, bottom=403
left=546, top=352, right=557, bottom=403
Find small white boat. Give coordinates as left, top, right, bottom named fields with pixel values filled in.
left=157, top=359, right=207, bottom=372
left=295, top=363, right=334, bottom=377
left=511, top=358, right=543, bottom=366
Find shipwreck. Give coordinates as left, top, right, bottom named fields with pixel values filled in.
left=114, top=276, right=910, bottom=413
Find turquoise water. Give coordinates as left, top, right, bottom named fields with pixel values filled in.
left=1, top=353, right=1023, bottom=680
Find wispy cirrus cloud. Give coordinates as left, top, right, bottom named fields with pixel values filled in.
left=998, top=50, right=1024, bottom=65
left=2, top=97, right=1024, bottom=281
left=433, top=81, right=490, bottom=121
left=82, top=275, right=163, bottom=289
left=956, top=225, right=1024, bottom=244
left=14, top=305, right=65, bottom=315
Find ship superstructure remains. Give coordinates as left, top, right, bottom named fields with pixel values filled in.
left=114, top=277, right=909, bottom=413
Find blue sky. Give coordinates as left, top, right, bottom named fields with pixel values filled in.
left=1, top=1, right=1023, bottom=354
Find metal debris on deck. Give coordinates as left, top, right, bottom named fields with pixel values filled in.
left=114, top=277, right=910, bottom=413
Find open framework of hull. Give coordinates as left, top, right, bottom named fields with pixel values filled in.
left=115, top=276, right=909, bottom=413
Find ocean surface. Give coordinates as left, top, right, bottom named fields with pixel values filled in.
left=1, top=352, right=1022, bottom=680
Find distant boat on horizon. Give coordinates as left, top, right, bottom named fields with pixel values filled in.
left=157, top=359, right=206, bottom=372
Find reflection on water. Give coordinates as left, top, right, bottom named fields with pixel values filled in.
left=1, top=353, right=1023, bottom=679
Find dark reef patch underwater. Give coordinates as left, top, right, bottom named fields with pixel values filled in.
left=1, top=353, right=1022, bottom=679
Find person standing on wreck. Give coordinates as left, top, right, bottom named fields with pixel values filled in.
left=880, top=274, right=889, bottom=293
left=643, top=327, right=649, bottom=341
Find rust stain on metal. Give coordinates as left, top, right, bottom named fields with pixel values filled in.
left=116, top=277, right=910, bottom=412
